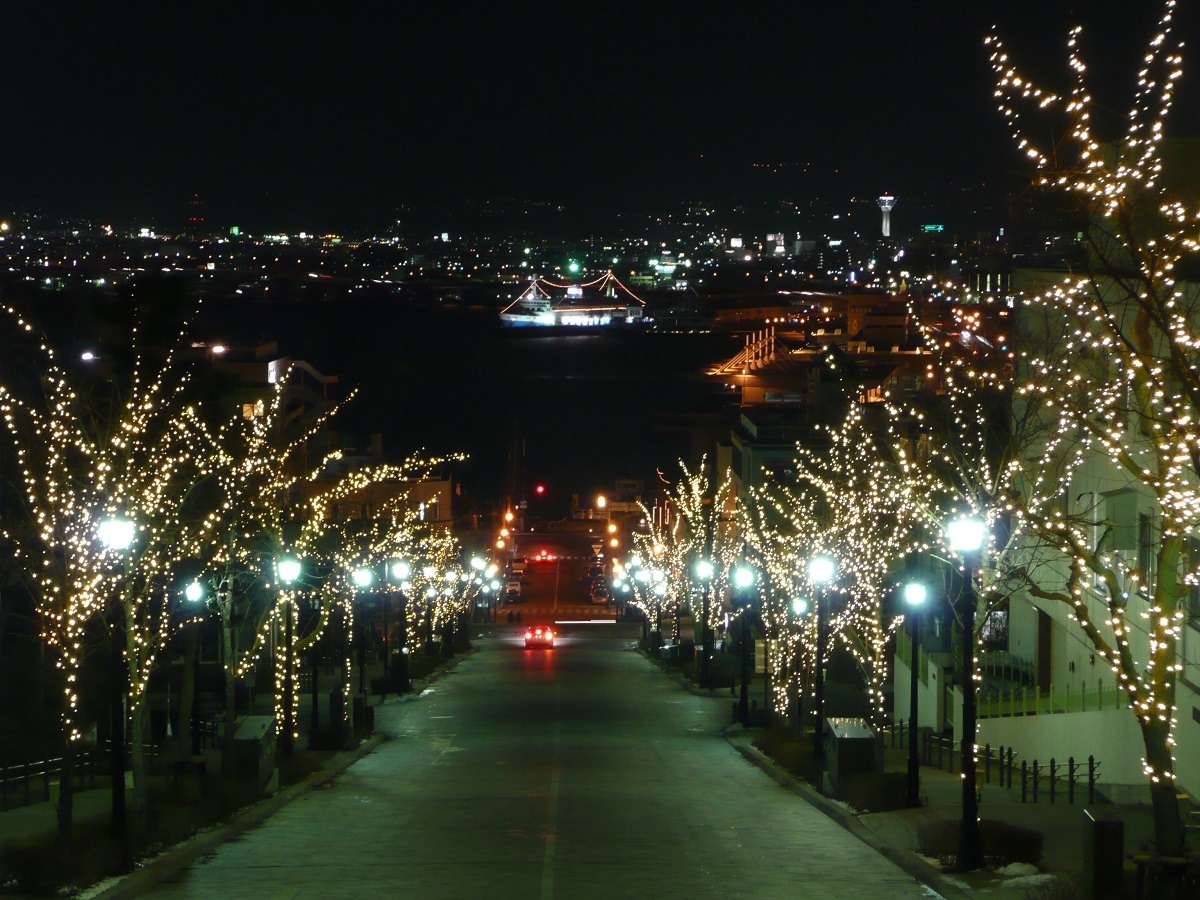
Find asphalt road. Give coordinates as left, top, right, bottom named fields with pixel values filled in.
left=145, top=624, right=934, bottom=899
left=508, top=529, right=616, bottom=621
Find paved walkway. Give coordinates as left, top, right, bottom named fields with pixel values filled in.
left=724, top=728, right=1163, bottom=897
left=0, top=656, right=407, bottom=853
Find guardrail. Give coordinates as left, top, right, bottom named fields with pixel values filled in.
left=0, top=746, right=105, bottom=811
left=916, top=732, right=1102, bottom=805
left=978, top=681, right=1127, bottom=719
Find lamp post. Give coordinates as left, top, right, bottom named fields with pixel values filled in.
left=695, top=559, right=714, bottom=689
left=98, top=516, right=136, bottom=837
left=808, top=554, right=836, bottom=761
left=183, top=579, right=206, bottom=757
left=948, top=514, right=987, bottom=871
left=903, top=581, right=927, bottom=808
left=386, top=560, right=413, bottom=676
left=732, top=564, right=755, bottom=726
left=470, top=556, right=486, bottom=623
left=791, top=596, right=809, bottom=738
left=422, top=565, right=438, bottom=649
left=351, top=566, right=374, bottom=694
left=441, top=569, right=459, bottom=657
left=276, top=556, right=301, bottom=755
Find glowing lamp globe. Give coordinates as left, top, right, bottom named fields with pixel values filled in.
left=947, top=516, right=987, bottom=554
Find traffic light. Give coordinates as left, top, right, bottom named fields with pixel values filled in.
left=535, top=484, right=546, bottom=496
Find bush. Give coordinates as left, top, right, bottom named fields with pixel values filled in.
left=917, top=818, right=1044, bottom=866
left=369, top=673, right=409, bottom=695
left=306, top=723, right=351, bottom=751
left=1023, top=877, right=1080, bottom=900
left=754, top=726, right=824, bottom=785
left=407, top=654, right=443, bottom=681
left=837, top=772, right=908, bottom=813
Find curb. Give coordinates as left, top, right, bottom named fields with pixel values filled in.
left=728, top=739, right=973, bottom=900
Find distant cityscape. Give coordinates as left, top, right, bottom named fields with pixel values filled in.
left=0, top=180, right=1085, bottom=319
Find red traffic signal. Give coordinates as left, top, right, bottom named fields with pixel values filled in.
left=535, top=484, right=546, bottom=495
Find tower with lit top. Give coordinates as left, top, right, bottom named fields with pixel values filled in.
left=876, top=194, right=896, bottom=237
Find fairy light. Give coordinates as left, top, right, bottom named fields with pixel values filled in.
left=0, top=301, right=238, bottom=799
left=981, top=0, right=1196, bottom=817
left=1, top=300, right=474, bottom=781
left=742, top=401, right=929, bottom=727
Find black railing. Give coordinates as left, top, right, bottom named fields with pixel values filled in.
left=0, top=746, right=105, bottom=812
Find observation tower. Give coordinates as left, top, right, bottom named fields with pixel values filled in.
left=876, top=194, right=897, bottom=237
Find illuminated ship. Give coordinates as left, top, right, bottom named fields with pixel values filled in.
left=499, top=271, right=646, bottom=328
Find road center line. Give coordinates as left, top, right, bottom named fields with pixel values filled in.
left=540, top=721, right=561, bottom=900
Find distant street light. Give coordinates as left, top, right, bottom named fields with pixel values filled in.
left=903, top=581, right=928, bottom=807
left=388, top=560, right=412, bottom=689
left=276, top=556, right=301, bottom=755
left=732, top=564, right=756, bottom=725
left=350, top=565, right=375, bottom=695
left=98, top=516, right=135, bottom=838
left=808, top=554, right=836, bottom=760
left=695, top=559, right=714, bottom=688
left=947, top=515, right=987, bottom=871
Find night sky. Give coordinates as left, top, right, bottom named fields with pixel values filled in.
left=1, top=1, right=1195, bottom=233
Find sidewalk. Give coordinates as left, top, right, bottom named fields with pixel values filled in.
left=724, top=725, right=1163, bottom=898
left=647, top=655, right=1170, bottom=898
left=0, top=655, right=433, bottom=858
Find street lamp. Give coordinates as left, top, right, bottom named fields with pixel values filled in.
left=98, top=516, right=135, bottom=838
left=276, top=556, right=301, bottom=755
left=388, top=560, right=412, bottom=690
left=351, top=565, right=374, bottom=694
left=180, top=578, right=207, bottom=756
left=732, top=564, right=756, bottom=726
left=695, top=559, right=714, bottom=689
left=790, top=595, right=809, bottom=738
left=808, top=554, right=836, bottom=761
left=947, top=514, right=986, bottom=871
left=903, top=581, right=927, bottom=808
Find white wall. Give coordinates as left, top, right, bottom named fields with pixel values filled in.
left=1173, top=664, right=1200, bottom=801
left=977, top=708, right=1150, bottom=803
left=893, top=652, right=940, bottom=729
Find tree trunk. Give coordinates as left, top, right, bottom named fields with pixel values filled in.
left=56, top=733, right=74, bottom=844
left=1141, top=719, right=1184, bottom=856
left=179, top=627, right=198, bottom=756
left=129, top=701, right=147, bottom=824
left=222, top=619, right=236, bottom=775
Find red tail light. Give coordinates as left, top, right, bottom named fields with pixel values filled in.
left=525, top=631, right=533, bottom=639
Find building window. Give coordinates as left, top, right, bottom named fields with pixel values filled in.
left=1185, top=537, right=1200, bottom=623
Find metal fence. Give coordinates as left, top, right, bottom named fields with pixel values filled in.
left=913, top=730, right=1102, bottom=805
left=978, top=681, right=1127, bottom=719
left=0, top=746, right=106, bottom=812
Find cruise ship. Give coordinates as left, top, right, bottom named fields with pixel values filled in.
left=499, top=272, right=647, bottom=328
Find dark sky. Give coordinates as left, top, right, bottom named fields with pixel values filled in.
left=0, top=1, right=1194, bottom=233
